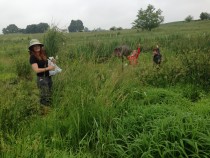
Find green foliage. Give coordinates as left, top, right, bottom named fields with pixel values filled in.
left=25, top=23, right=49, bottom=34
left=68, top=20, right=84, bottom=32
left=181, top=84, right=205, bottom=102
left=200, top=12, right=210, bottom=20
left=110, top=26, right=117, bottom=31
left=1, top=20, right=210, bottom=157
left=71, top=40, right=120, bottom=61
left=109, top=26, right=122, bottom=31
left=43, top=27, right=65, bottom=57
left=178, top=50, right=210, bottom=91
left=132, top=4, right=164, bottom=31
left=185, top=15, right=193, bottom=22
left=2, top=24, right=19, bottom=34
left=2, top=23, right=49, bottom=34
left=15, top=57, right=32, bottom=80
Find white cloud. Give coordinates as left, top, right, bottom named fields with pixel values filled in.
left=1, top=0, right=210, bottom=33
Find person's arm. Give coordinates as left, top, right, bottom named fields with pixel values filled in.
left=137, top=47, right=141, bottom=54
left=134, top=44, right=141, bottom=59
left=31, top=63, right=55, bottom=73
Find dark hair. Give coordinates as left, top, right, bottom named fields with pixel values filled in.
left=153, top=48, right=158, bottom=51
left=30, top=45, right=47, bottom=61
left=28, top=50, right=32, bottom=55
left=29, top=44, right=43, bottom=51
left=114, top=47, right=120, bottom=52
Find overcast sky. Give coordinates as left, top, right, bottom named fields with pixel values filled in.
left=1, top=0, right=210, bottom=34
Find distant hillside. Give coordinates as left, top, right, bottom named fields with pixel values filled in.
left=150, top=20, right=210, bottom=34
left=160, top=20, right=210, bottom=29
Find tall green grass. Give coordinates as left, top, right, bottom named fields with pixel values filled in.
left=43, top=27, right=65, bottom=57
left=1, top=20, right=210, bottom=157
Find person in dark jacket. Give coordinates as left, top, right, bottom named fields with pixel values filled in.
left=153, top=45, right=162, bottom=66
left=113, top=45, right=132, bottom=58
left=29, top=39, right=55, bottom=106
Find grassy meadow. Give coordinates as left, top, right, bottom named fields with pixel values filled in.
left=1, top=20, right=210, bottom=157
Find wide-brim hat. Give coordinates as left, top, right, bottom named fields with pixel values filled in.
left=28, top=39, right=44, bottom=50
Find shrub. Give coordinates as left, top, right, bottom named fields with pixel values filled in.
left=15, top=57, right=32, bottom=80
left=43, top=26, right=65, bottom=57
left=185, top=15, right=193, bottom=22
left=179, top=50, right=210, bottom=91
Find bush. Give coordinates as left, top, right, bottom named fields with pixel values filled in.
left=185, top=15, right=193, bottom=22
left=43, top=27, right=65, bottom=57
left=179, top=50, right=210, bottom=91
left=15, top=57, right=32, bottom=80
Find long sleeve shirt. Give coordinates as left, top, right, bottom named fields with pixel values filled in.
left=127, top=47, right=141, bottom=65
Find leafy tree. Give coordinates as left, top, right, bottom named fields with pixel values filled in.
left=25, top=23, right=49, bottom=34
left=84, top=27, right=89, bottom=32
left=37, top=23, right=49, bottom=33
left=2, top=24, right=19, bottom=34
left=132, top=4, right=164, bottom=31
left=200, top=12, right=210, bottom=20
left=43, top=27, right=65, bottom=57
left=68, top=20, right=84, bottom=32
left=92, top=27, right=105, bottom=32
left=185, top=15, right=193, bottom=22
left=2, top=28, right=7, bottom=34
left=110, top=26, right=117, bottom=31
left=117, top=27, right=123, bottom=30
left=25, top=24, right=38, bottom=33
left=18, top=29, right=26, bottom=34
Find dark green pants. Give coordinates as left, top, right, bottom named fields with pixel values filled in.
left=37, top=76, right=53, bottom=106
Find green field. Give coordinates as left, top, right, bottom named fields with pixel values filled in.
left=1, top=20, right=210, bottom=157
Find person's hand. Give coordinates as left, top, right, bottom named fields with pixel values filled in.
left=156, top=45, right=159, bottom=48
left=49, top=56, right=56, bottom=64
left=51, top=58, right=56, bottom=64
left=47, top=65, right=55, bottom=71
left=137, top=43, right=140, bottom=48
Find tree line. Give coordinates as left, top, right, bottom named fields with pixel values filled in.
left=2, top=4, right=210, bottom=35
left=185, top=12, right=210, bottom=22
left=2, top=20, right=85, bottom=34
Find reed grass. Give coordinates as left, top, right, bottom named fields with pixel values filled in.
left=1, top=20, right=210, bottom=157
